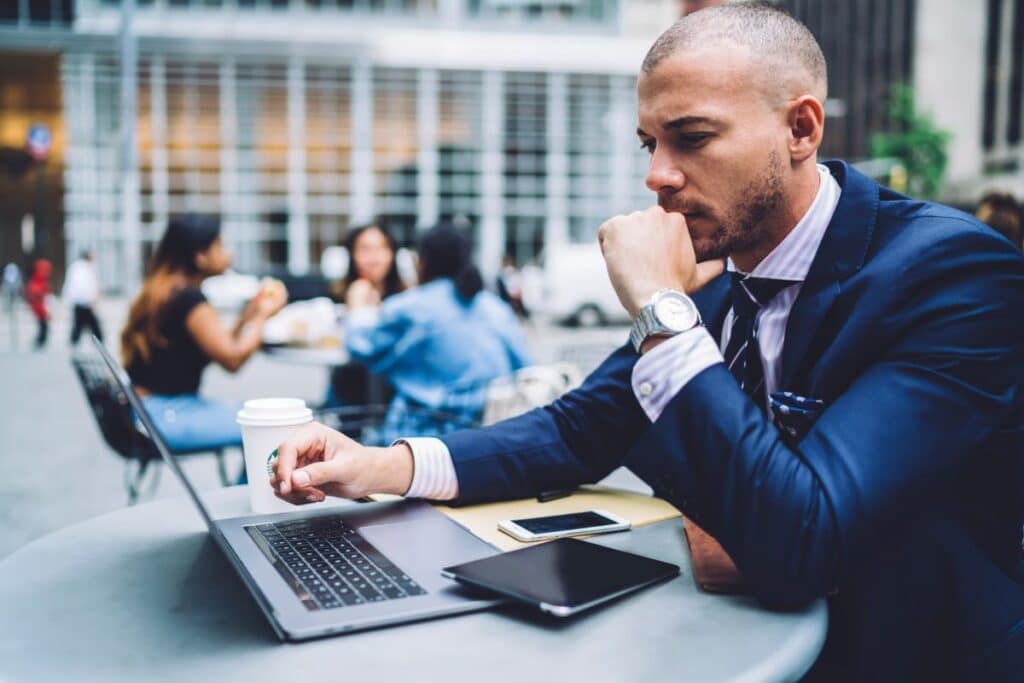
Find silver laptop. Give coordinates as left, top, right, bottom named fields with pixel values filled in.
left=91, top=336, right=502, bottom=641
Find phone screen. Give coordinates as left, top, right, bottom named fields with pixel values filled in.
left=512, top=511, right=618, bottom=534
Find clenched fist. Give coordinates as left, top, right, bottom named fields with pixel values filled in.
left=597, top=205, right=724, bottom=318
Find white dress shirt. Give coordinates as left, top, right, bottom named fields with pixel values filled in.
left=402, top=164, right=841, bottom=500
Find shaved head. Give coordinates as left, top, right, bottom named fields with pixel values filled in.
left=642, top=1, right=827, bottom=105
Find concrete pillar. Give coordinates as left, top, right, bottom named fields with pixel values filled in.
left=609, top=74, right=635, bottom=216
left=219, top=58, right=240, bottom=263
left=479, top=70, right=505, bottom=284
left=545, top=72, right=569, bottom=251
left=119, top=0, right=141, bottom=292
left=913, top=0, right=987, bottom=187
left=417, top=68, right=440, bottom=230
left=287, top=55, right=310, bottom=274
left=350, top=59, right=375, bottom=225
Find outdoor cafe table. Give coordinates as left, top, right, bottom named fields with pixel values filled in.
left=261, top=343, right=350, bottom=367
left=0, top=475, right=827, bottom=682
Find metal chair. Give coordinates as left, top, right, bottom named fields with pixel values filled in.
left=481, top=362, right=583, bottom=425
left=71, top=354, right=240, bottom=504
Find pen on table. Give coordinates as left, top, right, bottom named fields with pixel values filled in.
left=536, top=488, right=575, bottom=503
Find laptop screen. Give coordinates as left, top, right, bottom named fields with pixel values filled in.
left=90, top=336, right=219, bottom=529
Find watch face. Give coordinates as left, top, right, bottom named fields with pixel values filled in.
left=653, top=293, right=698, bottom=331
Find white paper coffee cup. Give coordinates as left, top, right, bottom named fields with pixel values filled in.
left=237, top=398, right=313, bottom=513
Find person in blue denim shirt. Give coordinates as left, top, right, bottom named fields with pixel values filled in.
left=344, top=224, right=532, bottom=442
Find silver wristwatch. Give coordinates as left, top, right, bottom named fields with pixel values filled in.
left=629, top=289, right=702, bottom=353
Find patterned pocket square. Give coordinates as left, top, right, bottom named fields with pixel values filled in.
left=770, top=391, right=826, bottom=441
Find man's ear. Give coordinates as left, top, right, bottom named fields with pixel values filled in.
left=787, top=95, right=824, bottom=163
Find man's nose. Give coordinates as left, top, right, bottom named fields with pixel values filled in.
left=645, top=149, right=685, bottom=193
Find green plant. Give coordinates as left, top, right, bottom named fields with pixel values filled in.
left=869, top=84, right=952, bottom=199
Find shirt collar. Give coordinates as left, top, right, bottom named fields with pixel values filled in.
left=727, top=164, right=841, bottom=282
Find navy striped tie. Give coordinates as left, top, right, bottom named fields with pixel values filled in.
left=723, top=273, right=797, bottom=410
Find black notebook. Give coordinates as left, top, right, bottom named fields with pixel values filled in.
left=441, top=537, right=679, bottom=617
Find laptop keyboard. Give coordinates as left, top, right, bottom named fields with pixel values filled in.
left=251, top=517, right=426, bottom=611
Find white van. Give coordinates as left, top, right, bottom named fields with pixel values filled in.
left=521, top=242, right=629, bottom=326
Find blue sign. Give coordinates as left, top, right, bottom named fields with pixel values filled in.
left=26, top=124, right=52, bottom=160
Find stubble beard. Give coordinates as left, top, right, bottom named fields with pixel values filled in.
left=667, top=150, right=786, bottom=263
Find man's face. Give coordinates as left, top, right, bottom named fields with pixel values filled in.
left=637, top=46, right=791, bottom=263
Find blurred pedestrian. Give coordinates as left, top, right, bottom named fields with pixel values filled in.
left=63, top=249, right=104, bottom=345
left=976, top=192, right=1022, bottom=250
left=2, top=262, right=21, bottom=312
left=2, top=262, right=23, bottom=350
left=24, top=258, right=52, bottom=350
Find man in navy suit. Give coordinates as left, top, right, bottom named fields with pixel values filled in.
left=271, top=4, right=1024, bottom=679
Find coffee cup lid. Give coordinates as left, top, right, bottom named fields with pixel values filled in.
left=236, top=398, right=313, bottom=426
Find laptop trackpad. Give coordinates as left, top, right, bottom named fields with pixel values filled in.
left=359, top=518, right=496, bottom=585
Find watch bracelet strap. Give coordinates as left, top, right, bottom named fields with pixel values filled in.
left=630, top=306, right=657, bottom=352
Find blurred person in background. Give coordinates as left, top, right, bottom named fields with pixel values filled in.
left=121, top=214, right=286, bottom=452
left=63, top=249, right=104, bottom=345
left=24, top=258, right=52, bottom=350
left=2, top=262, right=21, bottom=311
left=344, top=223, right=531, bottom=440
left=976, top=192, right=1022, bottom=250
left=335, top=223, right=406, bottom=305
left=496, top=254, right=528, bottom=318
left=326, top=223, right=406, bottom=407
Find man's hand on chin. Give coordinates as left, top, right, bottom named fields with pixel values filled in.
left=597, top=205, right=724, bottom=318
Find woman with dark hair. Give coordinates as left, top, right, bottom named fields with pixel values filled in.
left=339, top=223, right=405, bottom=305
left=121, top=214, right=286, bottom=452
left=326, top=224, right=405, bottom=407
left=344, top=223, right=531, bottom=440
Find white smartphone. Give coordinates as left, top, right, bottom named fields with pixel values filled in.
left=497, top=509, right=631, bottom=542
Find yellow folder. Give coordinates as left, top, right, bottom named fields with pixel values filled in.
left=432, top=485, right=681, bottom=552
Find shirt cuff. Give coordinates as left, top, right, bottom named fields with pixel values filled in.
left=395, top=437, right=460, bottom=500
left=631, top=326, right=723, bottom=422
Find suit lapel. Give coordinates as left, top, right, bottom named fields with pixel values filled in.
left=693, top=271, right=732, bottom=343
left=780, top=161, right=880, bottom=389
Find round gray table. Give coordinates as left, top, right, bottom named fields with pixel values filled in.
left=0, top=488, right=827, bottom=682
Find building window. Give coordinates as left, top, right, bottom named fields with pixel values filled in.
left=983, top=0, right=1003, bottom=151
left=567, top=74, right=612, bottom=242
left=438, top=71, right=484, bottom=241
left=307, top=64, right=353, bottom=260
left=374, top=68, right=419, bottom=247
left=504, top=72, right=547, bottom=264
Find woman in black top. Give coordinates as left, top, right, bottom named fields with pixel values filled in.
left=121, top=215, right=286, bottom=452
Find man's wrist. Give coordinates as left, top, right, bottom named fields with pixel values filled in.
left=379, top=443, right=415, bottom=496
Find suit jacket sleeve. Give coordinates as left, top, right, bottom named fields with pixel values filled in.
left=624, top=229, right=1024, bottom=606
left=442, top=343, right=650, bottom=504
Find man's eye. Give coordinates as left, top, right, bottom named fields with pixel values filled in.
left=639, top=140, right=655, bottom=154
left=678, top=133, right=712, bottom=147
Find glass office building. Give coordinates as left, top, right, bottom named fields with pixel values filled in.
left=2, top=0, right=665, bottom=290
